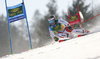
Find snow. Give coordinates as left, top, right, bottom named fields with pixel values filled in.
left=1, top=32, right=100, bottom=59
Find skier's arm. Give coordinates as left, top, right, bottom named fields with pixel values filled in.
left=49, top=26, right=55, bottom=39
left=58, top=19, right=69, bottom=26
left=49, top=27, right=59, bottom=41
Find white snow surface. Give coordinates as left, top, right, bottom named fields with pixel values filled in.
left=1, top=32, right=100, bottom=59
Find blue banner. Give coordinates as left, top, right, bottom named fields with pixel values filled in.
left=7, top=3, right=25, bottom=23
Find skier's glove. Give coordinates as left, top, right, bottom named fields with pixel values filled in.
left=54, top=37, right=59, bottom=42
left=67, top=26, right=72, bottom=30
left=66, top=24, right=72, bottom=30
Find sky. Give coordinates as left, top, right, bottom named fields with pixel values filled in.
left=0, top=0, right=100, bottom=22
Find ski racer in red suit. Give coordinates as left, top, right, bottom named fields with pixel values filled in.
left=48, top=15, right=89, bottom=41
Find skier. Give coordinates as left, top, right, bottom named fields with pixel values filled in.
left=48, top=15, right=89, bottom=41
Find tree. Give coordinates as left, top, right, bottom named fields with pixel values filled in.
left=91, top=5, right=100, bottom=31
left=0, top=15, right=19, bottom=57
left=31, top=0, right=58, bottom=47
left=0, top=15, right=10, bottom=57
left=0, top=15, right=29, bottom=57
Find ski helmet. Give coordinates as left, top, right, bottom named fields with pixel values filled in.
left=48, top=15, right=55, bottom=24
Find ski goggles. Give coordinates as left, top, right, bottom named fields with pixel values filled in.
left=48, top=20, right=55, bottom=24
left=48, top=15, right=55, bottom=18
left=48, top=16, right=55, bottom=24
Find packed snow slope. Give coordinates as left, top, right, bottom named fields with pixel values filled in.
left=1, top=32, right=100, bottom=59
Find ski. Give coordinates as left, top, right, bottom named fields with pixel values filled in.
left=78, top=34, right=87, bottom=37
left=59, top=39, right=69, bottom=43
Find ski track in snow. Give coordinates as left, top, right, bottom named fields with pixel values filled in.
left=0, top=32, right=100, bottom=59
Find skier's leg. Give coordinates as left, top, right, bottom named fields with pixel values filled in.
left=71, top=29, right=83, bottom=33
left=71, top=29, right=90, bottom=34
left=58, top=32, right=68, bottom=38
left=65, top=26, right=89, bottom=33
left=71, top=29, right=90, bottom=37
left=83, top=30, right=90, bottom=33
left=64, top=26, right=74, bottom=38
